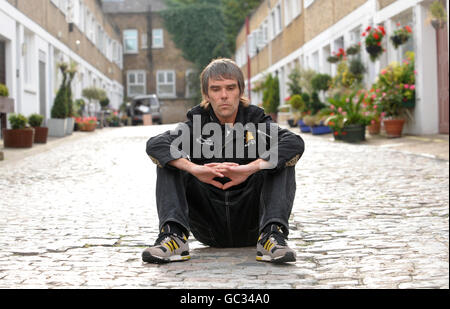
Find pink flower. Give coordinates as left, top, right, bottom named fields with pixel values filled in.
left=414, top=70, right=418, bottom=75
left=404, top=84, right=410, bottom=89
left=381, top=112, right=386, bottom=117
left=330, top=105, right=335, bottom=110
left=346, top=98, right=350, bottom=103
left=371, top=119, right=376, bottom=125
left=342, top=111, right=347, bottom=116
left=376, top=88, right=380, bottom=93
left=374, top=105, right=378, bottom=109
left=338, top=107, right=343, bottom=113
left=382, top=92, right=386, bottom=97
left=371, top=94, right=377, bottom=100
left=381, top=69, right=387, bottom=75
left=410, top=85, right=415, bottom=90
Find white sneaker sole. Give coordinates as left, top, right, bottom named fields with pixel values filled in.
left=256, top=251, right=296, bottom=263
left=142, top=251, right=191, bottom=264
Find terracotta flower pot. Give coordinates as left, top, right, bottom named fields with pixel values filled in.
left=33, top=126, right=49, bottom=143
left=2, top=128, right=34, bottom=148
left=383, top=119, right=405, bottom=138
left=368, top=120, right=381, bottom=135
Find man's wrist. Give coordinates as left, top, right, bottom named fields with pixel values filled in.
left=169, top=158, right=196, bottom=174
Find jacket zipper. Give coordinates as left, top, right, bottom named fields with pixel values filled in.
left=224, top=191, right=233, bottom=246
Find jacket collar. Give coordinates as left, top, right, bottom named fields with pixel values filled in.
left=207, top=102, right=245, bottom=125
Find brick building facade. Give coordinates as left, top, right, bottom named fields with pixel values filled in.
left=103, top=0, right=197, bottom=124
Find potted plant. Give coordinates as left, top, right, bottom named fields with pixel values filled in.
left=261, top=74, right=280, bottom=122
left=288, top=94, right=305, bottom=128
left=3, top=114, right=34, bottom=148
left=75, top=117, right=97, bottom=132
left=325, top=90, right=371, bottom=143
left=361, top=89, right=382, bottom=135
left=65, top=62, right=78, bottom=135
left=28, top=114, right=48, bottom=143
left=48, top=63, right=69, bottom=137
left=372, top=52, right=416, bottom=137
left=390, top=24, right=412, bottom=49
left=346, top=43, right=361, bottom=56
left=363, top=25, right=386, bottom=62
left=429, top=1, right=447, bottom=29
left=310, top=111, right=332, bottom=135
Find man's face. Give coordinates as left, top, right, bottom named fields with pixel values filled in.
left=206, top=78, right=241, bottom=124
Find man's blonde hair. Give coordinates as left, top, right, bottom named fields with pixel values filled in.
left=200, top=58, right=250, bottom=109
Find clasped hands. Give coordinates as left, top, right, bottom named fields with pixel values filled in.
left=191, top=160, right=267, bottom=190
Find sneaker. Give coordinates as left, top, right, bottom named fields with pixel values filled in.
left=256, top=224, right=296, bottom=263
left=142, top=224, right=190, bottom=264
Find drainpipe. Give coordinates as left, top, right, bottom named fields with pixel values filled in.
left=246, top=16, right=251, bottom=102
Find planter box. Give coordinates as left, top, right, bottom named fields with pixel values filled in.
left=2, top=128, right=34, bottom=148
left=48, top=118, right=67, bottom=137
left=287, top=119, right=298, bottom=128
left=311, top=125, right=332, bottom=135
left=297, top=120, right=311, bottom=133
left=66, top=117, right=74, bottom=135
left=79, top=122, right=96, bottom=132
left=341, top=124, right=366, bottom=143
left=33, top=127, right=48, bottom=143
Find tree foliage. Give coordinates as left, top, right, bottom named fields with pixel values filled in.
left=161, top=1, right=230, bottom=71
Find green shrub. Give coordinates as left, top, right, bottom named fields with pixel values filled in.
left=262, top=74, right=280, bottom=114
left=28, top=114, right=44, bottom=127
left=289, top=94, right=305, bottom=112
left=311, top=74, right=332, bottom=92
left=51, top=63, right=69, bottom=119
left=0, top=83, right=9, bottom=97
left=51, top=84, right=69, bottom=118
left=8, top=114, right=28, bottom=129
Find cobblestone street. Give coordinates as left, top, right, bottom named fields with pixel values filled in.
left=0, top=125, right=448, bottom=289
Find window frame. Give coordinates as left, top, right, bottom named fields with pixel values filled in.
left=157, top=70, right=176, bottom=98
left=123, top=29, right=139, bottom=54
left=127, top=70, right=147, bottom=97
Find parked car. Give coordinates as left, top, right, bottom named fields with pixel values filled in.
left=130, top=94, right=162, bottom=125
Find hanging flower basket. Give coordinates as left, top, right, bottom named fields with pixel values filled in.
left=327, top=55, right=340, bottom=63
left=366, top=45, right=383, bottom=61
left=346, top=43, right=361, bottom=56
left=363, top=25, right=386, bottom=62
left=390, top=25, right=412, bottom=49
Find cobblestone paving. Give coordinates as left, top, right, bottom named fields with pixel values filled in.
left=0, top=125, right=448, bottom=289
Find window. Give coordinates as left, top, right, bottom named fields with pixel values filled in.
left=271, top=4, right=282, bottom=37
left=152, top=29, right=164, bottom=48
left=285, top=0, right=301, bottom=24
left=127, top=71, right=146, bottom=97
left=185, top=70, right=197, bottom=98
left=124, top=29, right=138, bottom=53
left=157, top=70, right=176, bottom=98
left=284, top=0, right=293, bottom=26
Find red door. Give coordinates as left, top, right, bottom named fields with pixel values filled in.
left=436, top=25, right=449, bottom=134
